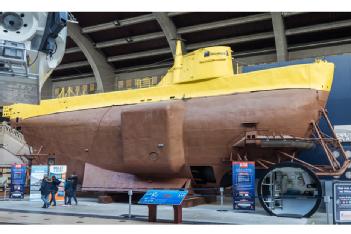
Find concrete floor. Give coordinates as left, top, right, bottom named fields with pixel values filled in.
left=0, top=196, right=329, bottom=224
left=0, top=210, right=143, bottom=224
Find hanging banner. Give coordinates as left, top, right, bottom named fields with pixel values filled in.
left=29, top=165, right=48, bottom=201
left=232, top=161, right=255, bottom=211
left=49, top=165, right=67, bottom=201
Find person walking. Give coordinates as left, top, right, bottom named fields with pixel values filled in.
left=49, top=175, right=61, bottom=206
left=69, top=173, right=78, bottom=205
left=39, top=175, right=50, bottom=208
left=64, top=178, right=72, bottom=205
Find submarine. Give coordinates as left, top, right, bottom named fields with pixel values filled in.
left=3, top=41, right=350, bottom=217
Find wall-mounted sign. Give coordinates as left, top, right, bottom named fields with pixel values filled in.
left=333, top=182, right=351, bottom=224
left=53, top=83, right=97, bottom=98
left=138, top=190, right=188, bottom=205
left=232, top=161, right=255, bottom=211
left=116, top=76, right=161, bottom=91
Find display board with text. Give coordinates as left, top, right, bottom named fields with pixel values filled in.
left=333, top=182, right=351, bottom=224
left=10, top=164, right=27, bottom=199
left=139, top=190, right=188, bottom=205
left=232, top=161, right=255, bottom=211
left=49, top=165, right=67, bottom=201
left=29, top=165, right=49, bottom=201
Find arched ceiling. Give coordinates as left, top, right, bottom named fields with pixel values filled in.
left=52, top=12, right=351, bottom=83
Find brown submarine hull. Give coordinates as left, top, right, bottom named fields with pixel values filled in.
left=14, top=88, right=329, bottom=187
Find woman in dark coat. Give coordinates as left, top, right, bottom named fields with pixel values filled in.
left=49, top=175, right=61, bottom=206
left=64, top=178, right=73, bottom=205
left=69, top=174, right=78, bottom=205
left=39, top=175, right=50, bottom=208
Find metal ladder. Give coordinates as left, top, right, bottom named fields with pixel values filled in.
left=261, top=172, right=283, bottom=210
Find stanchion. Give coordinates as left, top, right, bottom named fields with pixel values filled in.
left=323, top=180, right=333, bottom=224
left=217, top=187, right=228, bottom=212
left=128, top=189, right=133, bottom=219
left=324, top=195, right=331, bottom=224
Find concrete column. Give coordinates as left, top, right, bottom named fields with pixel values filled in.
left=153, top=12, right=186, bottom=57
left=271, top=12, right=288, bottom=62
left=67, top=22, right=116, bottom=92
left=41, top=77, right=53, bottom=100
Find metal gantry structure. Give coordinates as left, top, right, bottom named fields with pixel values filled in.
left=51, top=12, right=351, bottom=92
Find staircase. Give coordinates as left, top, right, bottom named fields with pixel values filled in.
left=0, top=122, right=30, bottom=166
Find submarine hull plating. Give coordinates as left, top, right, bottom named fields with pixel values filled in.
left=13, top=88, right=329, bottom=187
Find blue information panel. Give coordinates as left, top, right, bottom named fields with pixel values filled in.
left=138, top=190, right=188, bottom=205
left=333, top=182, right=351, bottom=224
left=232, top=161, right=255, bottom=211
left=10, top=164, right=27, bottom=199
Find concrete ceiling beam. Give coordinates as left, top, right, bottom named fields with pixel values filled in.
left=52, top=72, right=95, bottom=82
left=153, top=12, right=185, bottom=57
left=56, top=60, right=90, bottom=70
left=114, top=63, right=172, bottom=74
left=187, top=32, right=274, bottom=50
left=282, top=12, right=305, bottom=17
left=271, top=12, right=288, bottom=62
left=289, top=43, right=351, bottom=60
left=96, top=32, right=165, bottom=49
left=168, top=12, right=189, bottom=17
left=178, top=13, right=272, bottom=34
left=64, top=46, right=82, bottom=54
left=81, top=13, right=188, bottom=34
left=107, top=48, right=172, bottom=62
left=82, top=14, right=155, bottom=34
left=286, top=19, right=351, bottom=35
left=289, top=37, right=351, bottom=50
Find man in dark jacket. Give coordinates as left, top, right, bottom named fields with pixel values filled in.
left=49, top=175, right=61, bottom=206
left=64, top=178, right=72, bottom=205
left=39, top=175, right=50, bottom=208
left=69, top=173, right=78, bottom=205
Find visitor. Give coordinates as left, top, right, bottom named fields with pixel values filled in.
left=69, top=173, right=78, bottom=205
left=64, top=178, right=72, bottom=205
left=49, top=175, right=61, bottom=206
left=39, top=175, right=50, bottom=208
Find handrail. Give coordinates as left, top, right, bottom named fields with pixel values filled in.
left=0, top=123, right=25, bottom=143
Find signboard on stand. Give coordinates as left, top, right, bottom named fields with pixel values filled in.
left=10, top=164, right=27, bottom=199
left=232, top=161, right=255, bottom=211
left=139, top=190, right=188, bottom=205
left=29, top=165, right=48, bottom=201
left=49, top=165, right=67, bottom=201
left=333, top=182, right=351, bottom=224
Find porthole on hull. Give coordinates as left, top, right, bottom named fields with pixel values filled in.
left=257, top=162, right=322, bottom=218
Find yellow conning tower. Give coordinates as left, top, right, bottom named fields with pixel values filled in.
left=3, top=41, right=334, bottom=120
left=159, top=41, right=233, bottom=85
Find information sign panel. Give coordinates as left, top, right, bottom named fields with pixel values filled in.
left=10, top=164, right=27, bottom=199
left=29, top=165, right=48, bottom=201
left=138, top=190, right=188, bottom=205
left=49, top=165, right=67, bottom=201
left=232, top=161, right=255, bottom=211
left=333, top=182, right=351, bottom=224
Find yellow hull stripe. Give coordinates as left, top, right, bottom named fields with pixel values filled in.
left=3, top=61, right=334, bottom=120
